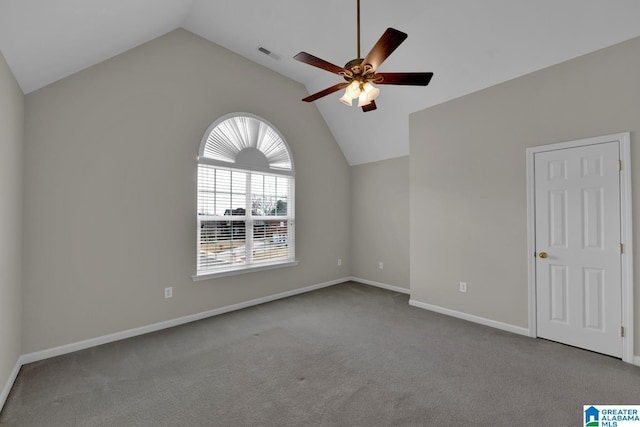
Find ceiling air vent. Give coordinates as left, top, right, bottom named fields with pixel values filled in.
left=257, top=46, right=280, bottom=60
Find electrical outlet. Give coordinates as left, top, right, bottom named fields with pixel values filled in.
left=164, top=287, right=173, bottom=299
left=459, top=282, right=467, bottom=293
left=379, top=261, right=384, bottom=270
left=338, top=258, right=342, bottom=266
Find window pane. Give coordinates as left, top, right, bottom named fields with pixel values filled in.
left=216, top=169, right=231, bottom=193
left=252, top=219, right=289, bottom=263
left=264, top=175, right=276, bottom=193
left=230, top=195, right=246, bottom=214
left=274, top=198, right=287, bottom=216
left=198, top=219, right=247, bottom=270
left=277, top=176, right=289, bottom=198
left=231, top=171, right=246, bottom=193
left=215, top=193, right=231, bottom=216
left=251, top=173, right=290, bottom=217
left=197, top=165, right=216, bottom=216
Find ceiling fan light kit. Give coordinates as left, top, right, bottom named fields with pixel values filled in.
left=293, top=0, right=433, bottom=112
left=339, top=80, right=380, bottom=107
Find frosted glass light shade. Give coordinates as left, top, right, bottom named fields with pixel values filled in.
left=357, top=91, right=371, bottom=107
left=363, top=82, right=380, bottom=102
left=345, top=81, right=361, bottom=99
left=340, top=91, right=353, bottom=106
left=339, top=80, right=380, bottom=107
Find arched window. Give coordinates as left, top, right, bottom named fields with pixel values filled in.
left=195, top=113, right=296, bottom=279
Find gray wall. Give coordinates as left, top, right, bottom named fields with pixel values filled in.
left=350, top=156, right=409, bottom=289
left=22, top=29, right=351, bottom=353
left=0, top=51, right=23, bottom=395
left=410, top=36, right=640, bottom=355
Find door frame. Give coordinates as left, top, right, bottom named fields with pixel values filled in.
left=526, top=132, right=633, bottom=364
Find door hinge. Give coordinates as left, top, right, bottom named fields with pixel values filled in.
left=621, top=326, right=625, bottom=337
left=618, top=160, right=622, bottom=171
left=619, top=243, right=623, bottom=254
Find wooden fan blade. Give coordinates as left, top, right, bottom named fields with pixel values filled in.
left=302, top=82, right=349, bottom=102
left=360, top=28, right=408, bottom=75
left=294, top=52, right=347, bottom=76
left=373, top=72, right=433, bottom=86
left=362, top=100, right=377, bottom=112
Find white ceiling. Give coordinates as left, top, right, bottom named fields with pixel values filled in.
left=2, top=0, right=640, bottom=165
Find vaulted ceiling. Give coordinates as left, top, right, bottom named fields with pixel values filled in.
left=2, top=0, right=640, bottom=165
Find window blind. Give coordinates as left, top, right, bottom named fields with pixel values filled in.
left=197, top=164, right=294, bottom=274
left=196, top=114, right=295, bottom=277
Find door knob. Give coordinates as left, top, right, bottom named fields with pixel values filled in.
left=538, top=251, right=548, bottom=259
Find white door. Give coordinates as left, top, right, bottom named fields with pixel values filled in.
left=534, top=141, right=622, bottom=357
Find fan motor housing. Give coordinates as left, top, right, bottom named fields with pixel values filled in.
left=344, top=58, right=364, bottom=76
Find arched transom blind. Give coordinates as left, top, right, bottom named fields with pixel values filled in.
left=202, top=116, right=292, bottom=171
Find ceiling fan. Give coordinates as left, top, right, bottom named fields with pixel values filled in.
left=293, top=0, right=433, bottom=112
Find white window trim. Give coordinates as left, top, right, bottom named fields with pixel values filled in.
left=194, top=113, right=295, bottom=281
left=197, top=156, right=294, bottom=177
left=192, top=259, right=300, bottom=281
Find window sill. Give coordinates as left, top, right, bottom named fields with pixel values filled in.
left=192, top=260, right=299, bottom=281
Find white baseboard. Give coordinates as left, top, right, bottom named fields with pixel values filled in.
left=408, top=299, right=530, bottom=336
left=2, top=277, right=346, bottom=413
left=5, top=278, right=637, bottom=414
left=0, top=359, right=22, bottom=413
left=349, top=277, right=410, bottom=295
left=20, top=277, right=349, bottom=365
